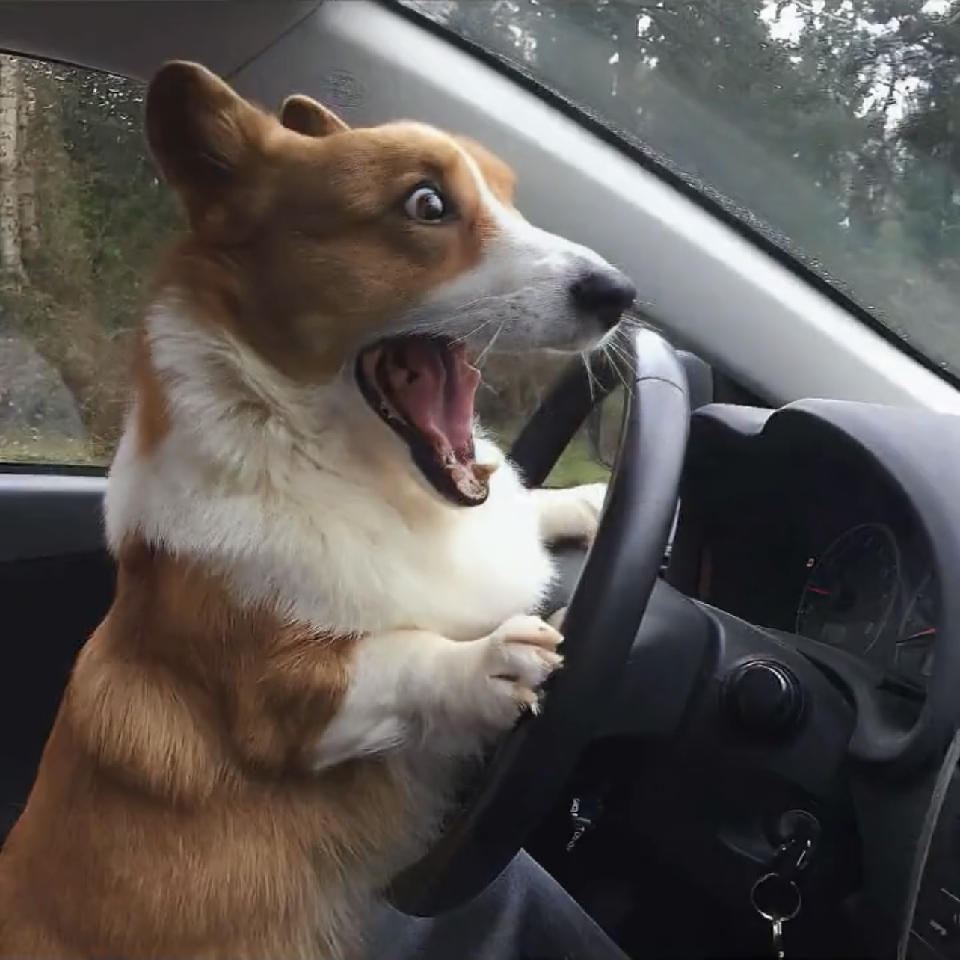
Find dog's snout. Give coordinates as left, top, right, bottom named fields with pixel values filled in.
left=569, top=269, right=636, bottom=329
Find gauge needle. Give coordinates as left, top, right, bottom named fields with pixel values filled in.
left=900, top=627, right=936, bottom=644
left=806, top=586, right=830, bottom=596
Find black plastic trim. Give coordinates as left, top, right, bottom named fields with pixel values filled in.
left=0, top=474, right=108, bottom=562
left=0, top=462, right=107, bottom=477
left=684, top=400, right=960, bottom=774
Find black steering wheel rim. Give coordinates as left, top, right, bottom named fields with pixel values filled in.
left=387, top=327, right=691, bottom=916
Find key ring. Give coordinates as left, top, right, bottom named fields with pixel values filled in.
left=751, top=872, right=801, bottom=959
left=750, top=872, right=802, bottom=923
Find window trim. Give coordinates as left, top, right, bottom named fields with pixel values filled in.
left=381, top=0, right=960, bottom=393
left=0, top=461, right=108, bottom=478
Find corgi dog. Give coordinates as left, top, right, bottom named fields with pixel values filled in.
left=0, top=62, right=636, bottom=959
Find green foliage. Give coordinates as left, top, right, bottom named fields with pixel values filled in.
left=408, top=0, right=960, bottom=374
left=0, top=57, right=181, bottom=463
left=28, top=60, right=181, bottom=329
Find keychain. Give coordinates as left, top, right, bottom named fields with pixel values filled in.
left=750, top=871, right=801, bottom=959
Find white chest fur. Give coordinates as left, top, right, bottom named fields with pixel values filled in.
left=105, top=308, right=556, bottom=639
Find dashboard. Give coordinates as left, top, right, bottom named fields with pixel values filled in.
left=627, top=397, right=960, bottom=960
left=667, top=404, right=941, bottom=696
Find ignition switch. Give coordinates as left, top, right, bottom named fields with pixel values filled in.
left=565, top=792, right=604, bottom=854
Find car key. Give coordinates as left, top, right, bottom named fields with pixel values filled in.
left=750, top=871, right=801, bottom=959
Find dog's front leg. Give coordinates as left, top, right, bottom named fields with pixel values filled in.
left=530, top=482, right=608, bottom=546
left=311, top=616, right=563, bottom=769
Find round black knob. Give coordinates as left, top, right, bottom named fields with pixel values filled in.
left=722, top=659, right=804, bottom=738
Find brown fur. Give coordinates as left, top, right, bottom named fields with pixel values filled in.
left=143, top=62, right=512, bottom=387
left=131, top=325, right=171, bottom=457
left=0, top=62, right=515, bottom=958
left=0, top=538, right=414, bottom=958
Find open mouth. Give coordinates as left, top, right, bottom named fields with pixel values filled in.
left=355, top=335, right=490, bottom=506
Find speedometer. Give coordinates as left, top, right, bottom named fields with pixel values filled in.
left=795, top=522, right=901, bottom=654
left=894, top=572, right=938, bottom=683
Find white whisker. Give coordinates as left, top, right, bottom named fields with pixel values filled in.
left=475, top=319, right=507, bottom=369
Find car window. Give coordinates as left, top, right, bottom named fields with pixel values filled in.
left=400, top=0, right=960, bottom=385
left=0, top=55, right=606, bottom=486
left=0, top=54, right=607, bottom=488
left=0, top=56, right=178, bottom=468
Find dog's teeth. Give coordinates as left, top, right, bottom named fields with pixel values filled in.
left=473, top=460, right=498, bottom=483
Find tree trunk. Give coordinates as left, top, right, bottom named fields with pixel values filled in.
left=16, top=68, right=37, bottom=253
left=6, top=65, right=128, bottom=448
left=0, top=55, right=24, bottom=284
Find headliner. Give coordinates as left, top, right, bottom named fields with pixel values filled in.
left=0, top=1, right=322, bottom=82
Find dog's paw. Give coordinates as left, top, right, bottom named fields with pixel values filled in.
left=458, top=615, right=563, bottom=730
left=537, top=482, right=608, bottom=545
left=576, top=482, right=608, bottom=530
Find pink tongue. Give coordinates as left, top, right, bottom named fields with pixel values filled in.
left=389, top=340, right=480, bottom=456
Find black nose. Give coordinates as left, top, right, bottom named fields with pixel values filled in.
left=569, top=269, right=637, bottom=328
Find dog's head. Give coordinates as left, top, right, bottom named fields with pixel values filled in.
left=145, top=62, right=635, bottom=506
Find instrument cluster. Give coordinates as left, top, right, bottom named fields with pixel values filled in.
left=794, top=521, right=938, bottom=689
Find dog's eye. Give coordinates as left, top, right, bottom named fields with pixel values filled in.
left=404, top=185, right=451, bottom=223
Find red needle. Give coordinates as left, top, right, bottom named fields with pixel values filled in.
left=806, top=586, right=830, bottom=596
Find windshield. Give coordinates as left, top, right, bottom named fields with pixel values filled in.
left=401, top=0, right=960, bottom=379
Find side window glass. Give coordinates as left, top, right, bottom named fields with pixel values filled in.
left=0, top=53, right=620, bottom=487
left=0, top=56, right=179, bottom=467
left=480, top=352, right=615, bottom=489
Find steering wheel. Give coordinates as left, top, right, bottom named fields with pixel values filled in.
left=387, top=327, right=691, bottom=916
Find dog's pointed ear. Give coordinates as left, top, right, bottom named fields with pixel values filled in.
left=279, top=94, right=350, bottom=138
left=145, top=61, right=269, bottom=233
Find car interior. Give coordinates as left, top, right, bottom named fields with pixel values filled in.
left=4, top=2, right=960, bottom=958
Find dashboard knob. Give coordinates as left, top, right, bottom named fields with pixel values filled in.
left=722, top=659, right=804, bottom=738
